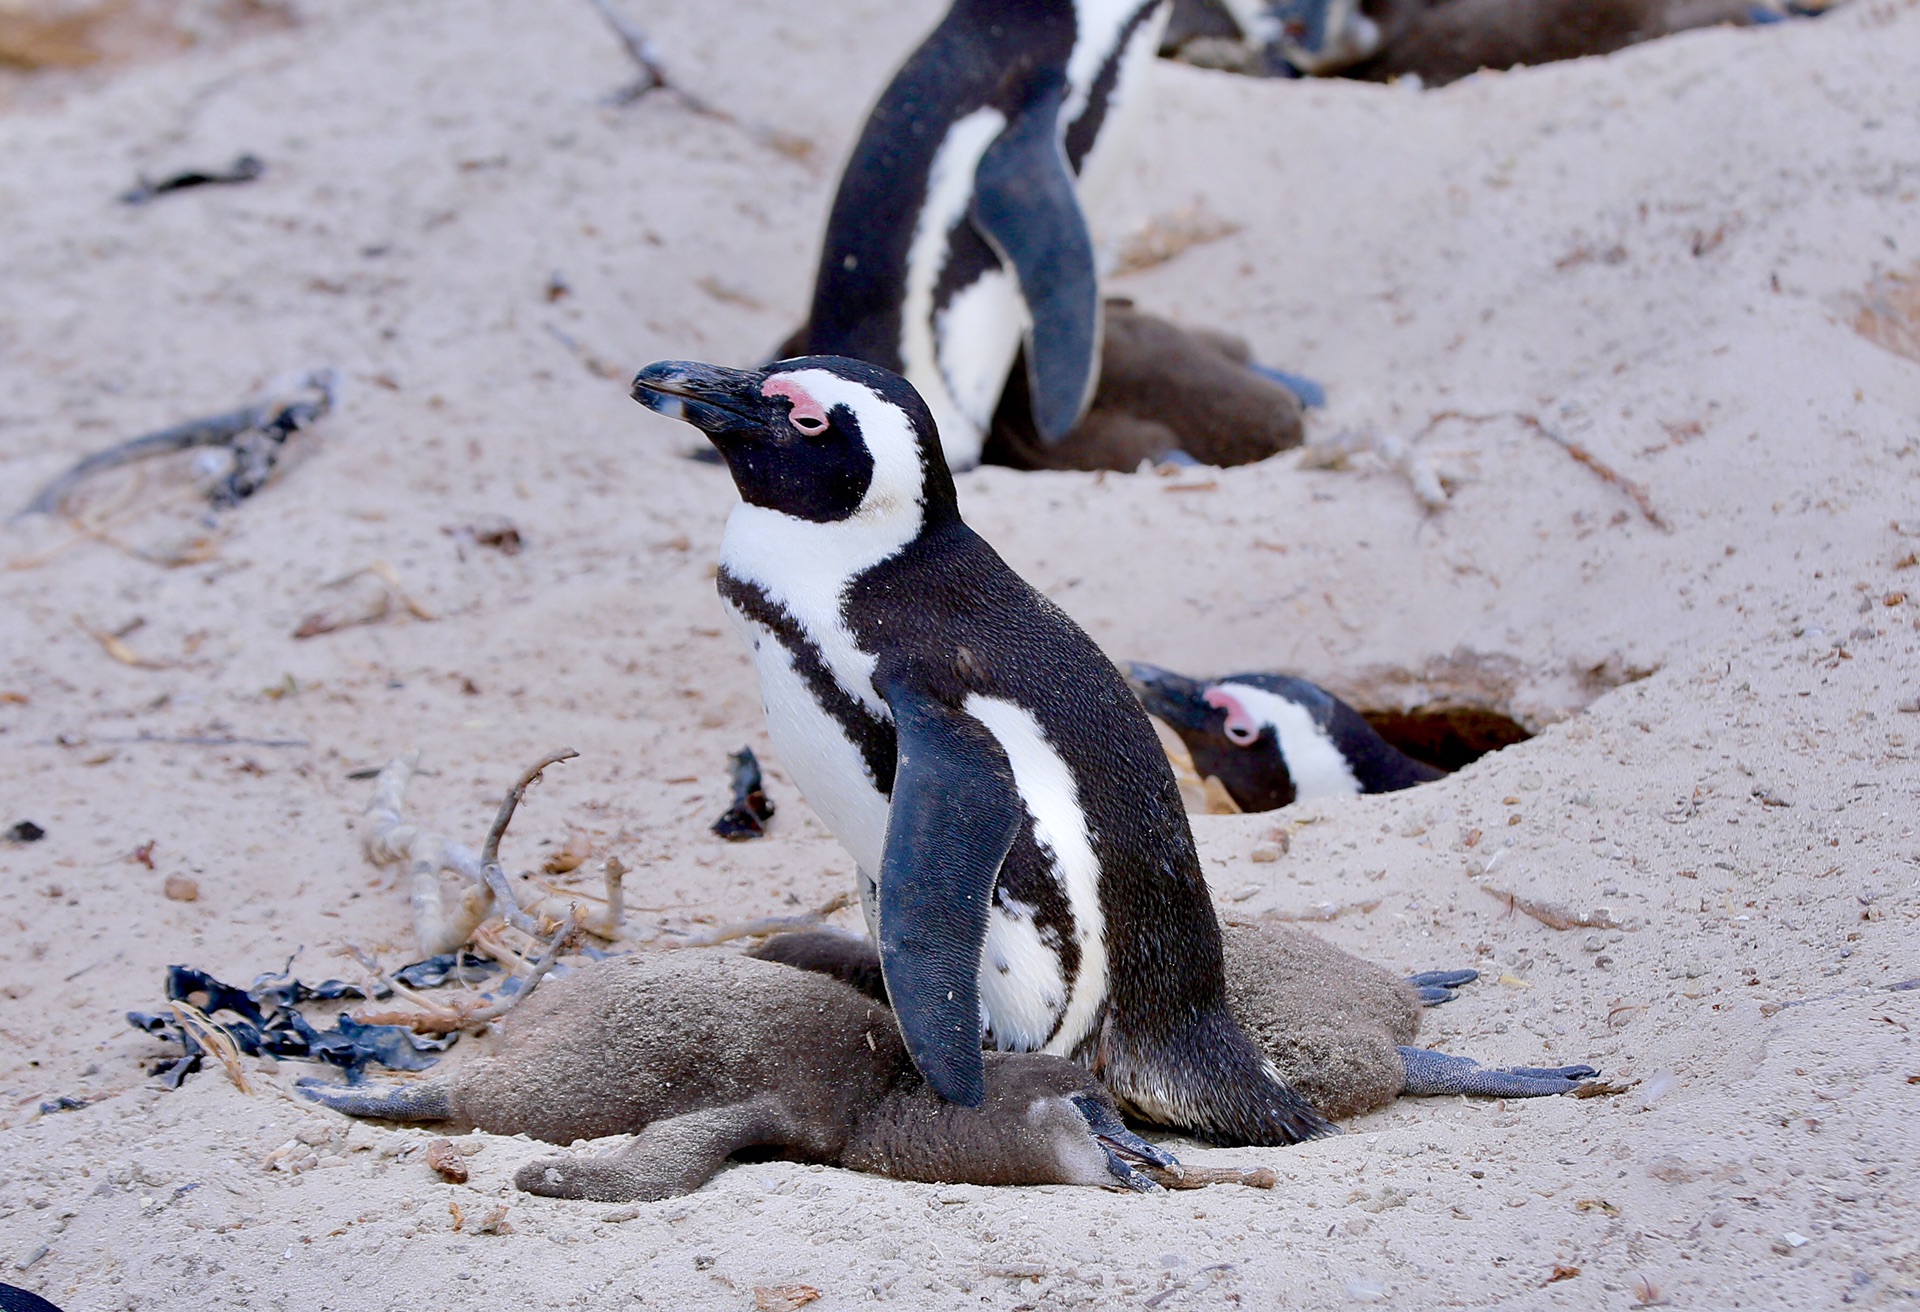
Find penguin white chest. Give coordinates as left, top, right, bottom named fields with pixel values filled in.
left=721, top=601, right=891, bottom=881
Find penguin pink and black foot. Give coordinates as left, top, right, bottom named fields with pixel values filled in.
left=632, top=353, right=1333, bottom=1147
left=1128, top=663, right=1443, bottom=812
left=301, top=953, right=1178, bottom=1199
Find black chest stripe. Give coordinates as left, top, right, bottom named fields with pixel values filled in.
left=717, top=569, right=898, bottom=794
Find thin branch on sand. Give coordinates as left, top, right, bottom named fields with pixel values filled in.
left=18, top=369, right=336, bottom=518
left=673, top=890, right=856, bottom=949
left=361, top=749, right=620, bottom=956
left=1481, top=884, right=1623, bottom=931
left=1417, top=409, right=1668, bottom=530
left=581, top=0, right=815, bottom=163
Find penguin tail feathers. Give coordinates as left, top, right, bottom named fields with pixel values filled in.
left=1099, top=1008, right=1339, bottom=1148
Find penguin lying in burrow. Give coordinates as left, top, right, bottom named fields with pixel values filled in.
left=785, top=0, right=1315, bottom=474
left=299, top=928, right=1594, bottom=1203
left=631, top=353, right=1338, bottom=1147
left=753, top=922, right=1597, bottom=1122
left=775, top=300, right=1311, bottom=474
left=302, top=951, right=1179, bottom=1201
left=1127, top=663, right=1445, bottom=812
left=1167, top=0, right=1836, bottom=86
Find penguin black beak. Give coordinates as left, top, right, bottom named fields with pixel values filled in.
left=1070, top=1093, right=1178, bottom=1193
left=1125, top=662, right=1219, bottom=735
left=631, top=360, right=769, bottom=441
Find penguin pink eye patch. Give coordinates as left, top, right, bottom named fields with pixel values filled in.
left=763, top=377, right=829, bottom=434
left=1203, top=688, right=1262, bottom=745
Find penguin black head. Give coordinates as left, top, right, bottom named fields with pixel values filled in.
left=1265, top=0, right=1381, bottom=73
left=1128, top=663, right=1446, bottom=811
left=632, top=355, right=960, bottom=530
left=1127, top=662, right=1307, bottom=811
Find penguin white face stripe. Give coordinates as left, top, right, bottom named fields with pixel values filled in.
left=963, top=694, right=1110, bottom=1058
left=901, top=107, right=1008, bottom=466
left=1210, top=682, right=1363, bottom=802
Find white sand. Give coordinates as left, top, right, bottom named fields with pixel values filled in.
left=2, top=1, right=1917, bottom=1307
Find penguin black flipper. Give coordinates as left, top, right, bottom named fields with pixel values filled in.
left=874, top=669, right=1025, bottom=1109
left=969, top=68, right=1101, bottom=447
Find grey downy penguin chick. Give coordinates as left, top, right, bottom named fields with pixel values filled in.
left=1218, top=920, right=1595, bottom=1119
left=1127, top=663, right=1443, bottom=813
left=299, top=952, right=1175, bottom=1202
left=983, top=301, right=1307, bottom=471
left=754, top=923, right=1596, bottom=1122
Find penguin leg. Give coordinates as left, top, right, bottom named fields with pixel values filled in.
left=1405, top=968, right=1480, bottom=1006
left=297, top=1077, right=455, bottom=1122
left=748, top=929, right=888, bottom=1004
left=1397, top=1048, right=1598, bottom=1098
left=514, top=1097, right=793, bottom=1203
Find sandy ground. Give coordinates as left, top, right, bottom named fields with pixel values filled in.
left=2, top=1, right=1918, bottom=1308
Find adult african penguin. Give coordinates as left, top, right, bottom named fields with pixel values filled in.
left=1128, top=663, right=1442, bottom=812
left=799, top=0, right=1173, bottom=472
left=632, top=354, right=1333, bottom=1147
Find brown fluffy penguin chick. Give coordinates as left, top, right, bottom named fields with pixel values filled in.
left=1218, top=920, right=1422, bottom=1120
left=986, top=301, right=1305, bottom=471
left=300, top=953, right=1174, bottom=1202
left=756, top=924, right=1423, bottom=1122
left=1345, top=0, right=1772, bottom=87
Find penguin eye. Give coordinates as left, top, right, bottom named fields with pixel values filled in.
left=1225, top=723, right=1260, bottom=747
left=789, top=412, right=829, bottom=436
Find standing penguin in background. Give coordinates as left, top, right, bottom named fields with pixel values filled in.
left=797, top=0, right=1172, bottom=473
left=632, top=354, right=1334, bottom=1147
left=1128, top=663, right=1443, bottom=813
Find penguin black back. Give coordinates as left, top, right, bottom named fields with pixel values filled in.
left=802, top=0, right=1172, bottom=468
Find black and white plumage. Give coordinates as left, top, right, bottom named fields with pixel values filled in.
left=798, top=0, right=1172, bottom=472
left=632, top=354, right=1332, bottom=1147
left=1128, top=663, right=1443, bottom=813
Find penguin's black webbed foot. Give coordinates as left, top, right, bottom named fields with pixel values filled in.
left=1397, top=1048, right=1599, bottom=1098
left=1405, top=968, right=1480, bottom=1006
left=1070, top=1092, right=1177, bottom=1192
left=1246, top=363, right=1326, bottom=409
left=296, top=1076, right=453, bottom=1121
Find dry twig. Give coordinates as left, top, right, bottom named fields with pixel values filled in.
left=673, top=890, right=855, bottom=948
left=362, top=749, right=618, bottom=955
left=1481, top=884, right=1623, bottom=931
left=1140, top=1163, right=1278, bottom=1190
left=583, top=0, right=813, bottom=161
left=19, top=369, right=336, bottom=518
